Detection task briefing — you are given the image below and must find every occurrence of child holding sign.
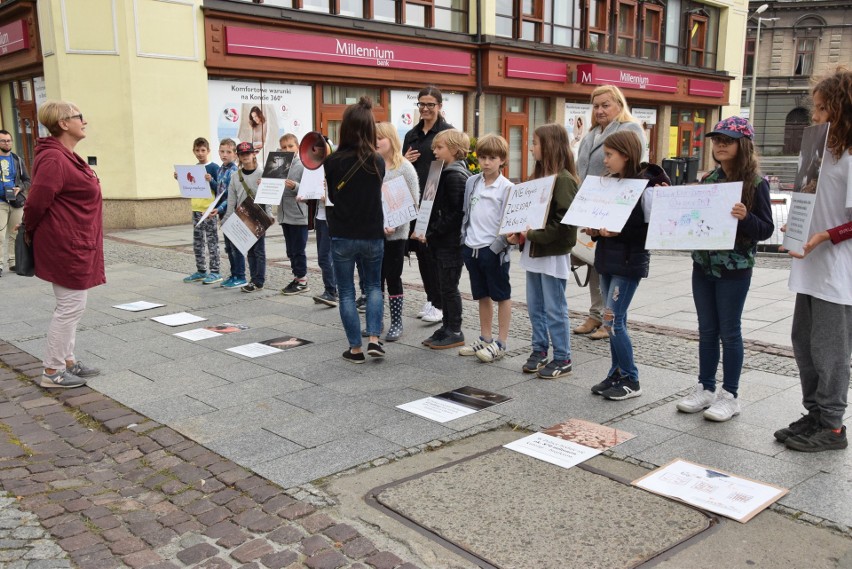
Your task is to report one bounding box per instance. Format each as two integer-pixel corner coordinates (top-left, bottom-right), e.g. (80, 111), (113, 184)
(676, 117), (773, 420)
(459, 134), (513, 362)
(776, 68), (852, 451)
(508, 124), (578, 379)
(588, 131), (670, 400)
(376, 122), (419, 342)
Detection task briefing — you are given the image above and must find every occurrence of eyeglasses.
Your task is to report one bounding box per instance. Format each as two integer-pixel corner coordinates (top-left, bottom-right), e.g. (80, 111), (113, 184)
(711, 136), (736, 146)
(0, 139), (11, 144)
(63, 114), (84, 122)
(416, 102), (437, 110)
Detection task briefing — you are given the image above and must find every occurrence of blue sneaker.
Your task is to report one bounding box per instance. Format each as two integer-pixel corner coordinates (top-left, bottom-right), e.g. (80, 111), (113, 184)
(223, 277), (247, 289)
(219, 276), (234, 288)
(202, 272), (223, 285)
(183, 271), (207, 283)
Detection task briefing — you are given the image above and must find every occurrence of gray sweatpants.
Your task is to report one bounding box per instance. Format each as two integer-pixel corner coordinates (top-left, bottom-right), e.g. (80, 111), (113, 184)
(791, 293), (852, 429)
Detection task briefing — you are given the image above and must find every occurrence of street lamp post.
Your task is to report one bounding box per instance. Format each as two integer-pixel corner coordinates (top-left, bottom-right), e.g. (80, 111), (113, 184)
(748, 5), (779, 125)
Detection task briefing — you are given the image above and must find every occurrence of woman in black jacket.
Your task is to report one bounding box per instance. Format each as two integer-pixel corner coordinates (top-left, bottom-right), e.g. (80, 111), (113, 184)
(588, 130), (670, 401)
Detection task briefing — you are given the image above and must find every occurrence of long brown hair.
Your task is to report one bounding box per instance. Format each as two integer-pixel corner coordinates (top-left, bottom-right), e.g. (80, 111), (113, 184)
(812, 66), (852, 159)
(712, 137), (760, 211)
(532, 123), (578, 182)
(602, 130), (642, 179)
(338, 97), (380, 174)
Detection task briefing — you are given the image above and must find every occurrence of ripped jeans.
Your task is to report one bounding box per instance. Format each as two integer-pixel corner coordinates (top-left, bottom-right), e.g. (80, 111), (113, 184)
(599, 273), (641, 382)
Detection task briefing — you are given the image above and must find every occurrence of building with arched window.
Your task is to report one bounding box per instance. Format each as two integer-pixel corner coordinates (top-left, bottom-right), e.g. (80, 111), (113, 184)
(743, 0), (851, 156)
(1, 0), (752, 227)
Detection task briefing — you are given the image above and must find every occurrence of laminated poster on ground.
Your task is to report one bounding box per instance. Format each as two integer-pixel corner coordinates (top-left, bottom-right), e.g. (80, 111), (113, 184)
(504, 418), (635, 471)
(632, 458), (788, 523)
(397, 386), (511, 423)
(150, 312), (207, 327)
(112, 301), (166, 312)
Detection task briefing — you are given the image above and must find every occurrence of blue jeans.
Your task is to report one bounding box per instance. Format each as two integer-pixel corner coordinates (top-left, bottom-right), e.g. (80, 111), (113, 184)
(314, 220), (337, 295)
(692, 267), (751, 396)
(526, 272), (571, 361)
(224, 236), (245, 280)
(247, 236), (266, 286)
(281, 223), (308, 279)
(332, 238), (384, 348)
(599, 273), (640, 382)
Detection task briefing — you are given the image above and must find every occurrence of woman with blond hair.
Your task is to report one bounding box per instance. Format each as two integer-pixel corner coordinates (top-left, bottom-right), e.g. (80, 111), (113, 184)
(24, 101), (103, 388)
(574, 85), (646, 341)
(375, 122), (420, 341)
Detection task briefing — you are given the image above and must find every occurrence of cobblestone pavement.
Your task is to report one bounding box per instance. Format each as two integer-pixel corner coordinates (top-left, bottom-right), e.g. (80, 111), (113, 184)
(0, 355), (420, 569)
(0, 239), (822, 568)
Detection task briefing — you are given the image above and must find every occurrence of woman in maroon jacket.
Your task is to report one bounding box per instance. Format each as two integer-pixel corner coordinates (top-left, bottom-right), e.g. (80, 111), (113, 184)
(24, 101), (103, 389)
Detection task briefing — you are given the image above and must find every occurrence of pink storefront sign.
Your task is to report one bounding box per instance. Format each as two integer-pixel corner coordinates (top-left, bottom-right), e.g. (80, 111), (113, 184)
(688, 79), (726, 98)
(576, 64), (678, 94)
(225, 26), (470, 75)
(0, 20), (29, 57)
(506, 57), (567, 83)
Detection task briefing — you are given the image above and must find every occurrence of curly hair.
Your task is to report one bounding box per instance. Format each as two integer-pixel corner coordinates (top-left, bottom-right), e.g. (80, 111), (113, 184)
(812, 67), (852, 159)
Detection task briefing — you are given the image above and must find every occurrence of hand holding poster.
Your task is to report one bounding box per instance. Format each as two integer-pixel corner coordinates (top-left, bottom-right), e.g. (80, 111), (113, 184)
(412, 160), (444, 238)
(561, 175), (648, 231)
(499, 175), (555, 234)
(175, 165), (214, 199)
(297, 165), (326, 200)
(221, 195), (274, 256)
(645, 182), (742, 250)
(382, 176), (418, 229)
(782, 123), (830, 254)
(255, 152), (294, 205)
(195, 192), (225, 226)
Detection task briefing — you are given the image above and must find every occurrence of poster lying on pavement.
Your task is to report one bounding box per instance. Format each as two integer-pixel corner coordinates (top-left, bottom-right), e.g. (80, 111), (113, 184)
(632, 458), (788, 523)
(504, 418), (635, 470)
(151, 312), (207, 327)
(397, 386), (511, 423)
(113, 301), (165, 312)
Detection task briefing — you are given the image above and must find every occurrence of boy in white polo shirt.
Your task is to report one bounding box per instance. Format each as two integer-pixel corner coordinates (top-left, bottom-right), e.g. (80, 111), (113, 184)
(459, 134), (513, 362)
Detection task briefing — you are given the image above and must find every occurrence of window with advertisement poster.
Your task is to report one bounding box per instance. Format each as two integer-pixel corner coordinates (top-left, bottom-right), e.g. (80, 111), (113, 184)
(630, 107), (657, 164)
(389, 89), (465, 145)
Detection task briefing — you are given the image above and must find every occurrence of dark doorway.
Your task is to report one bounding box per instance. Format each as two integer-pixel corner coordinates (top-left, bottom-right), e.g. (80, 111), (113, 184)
(783, 107), (810, 155)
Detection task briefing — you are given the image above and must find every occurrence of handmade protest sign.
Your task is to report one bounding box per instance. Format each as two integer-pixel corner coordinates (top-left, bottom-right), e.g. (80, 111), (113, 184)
(645, 182), (742, 250)
(499, 175), (555, 234)
(221, 195), (274, 256)
(382, 176), (418, 229)
(782, 123), (830, 254)
(296, 165), (326, 200)
(561, 175), (648, 231)
(175, 165), (213, 199)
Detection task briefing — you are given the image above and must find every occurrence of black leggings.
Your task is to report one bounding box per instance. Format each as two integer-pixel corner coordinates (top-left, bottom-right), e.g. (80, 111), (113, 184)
(382, 239), (406, 296)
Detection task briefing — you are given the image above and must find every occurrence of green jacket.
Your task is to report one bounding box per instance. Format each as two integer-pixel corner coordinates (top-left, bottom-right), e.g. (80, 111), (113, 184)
(526, 169), (578, 258)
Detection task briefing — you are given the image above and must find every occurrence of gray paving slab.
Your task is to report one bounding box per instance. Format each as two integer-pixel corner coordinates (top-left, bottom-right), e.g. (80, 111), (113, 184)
(190, 373), (310, 409)
(252, 431), (402, 488)
(780, 472), (852, 528)
(205, 428), (305, 467)
(367, 415), (456, 448)
(687, 419), (788, 457)
(606, 417), (684, 456)
(134, 394), (218, 423)
(169, 398), (310, 444)
(632, 433), (818, 489)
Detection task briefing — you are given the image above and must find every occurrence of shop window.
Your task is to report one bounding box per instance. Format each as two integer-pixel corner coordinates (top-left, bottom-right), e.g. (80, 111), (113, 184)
(614, 0), (637, 56)
(323, 85), (381, 105)
(586, 0), (610, 52)
(484, 94), (502, 137)
(743, 37), (755, 76)
(640, 3), (663, 60)
(793, 38), (816, 76)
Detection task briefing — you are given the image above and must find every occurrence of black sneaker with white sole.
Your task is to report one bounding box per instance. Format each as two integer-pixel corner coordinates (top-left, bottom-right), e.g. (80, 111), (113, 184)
(591, 371), (622, 395)
(537, 359), (572, 379)
(522, 351), (548, 373)
(600, 377), (642, 400)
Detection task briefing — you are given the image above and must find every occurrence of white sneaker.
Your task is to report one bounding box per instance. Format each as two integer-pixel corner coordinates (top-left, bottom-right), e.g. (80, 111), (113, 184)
(476, 341), (506, 363)
(459, 337), (489, 356)
(422, 305), (443, 323)
(417, 301), (432, 319)
(703, 389), (741, 422)
(676, 384), (717, 413)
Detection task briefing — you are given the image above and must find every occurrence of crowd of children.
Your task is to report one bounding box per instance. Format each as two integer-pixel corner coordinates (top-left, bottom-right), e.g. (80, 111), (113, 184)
(172, 70), (850, 453)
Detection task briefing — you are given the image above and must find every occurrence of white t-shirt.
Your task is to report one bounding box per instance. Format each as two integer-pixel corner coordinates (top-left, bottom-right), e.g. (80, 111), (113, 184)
(465, 174), (512, 249)
(520, 244), (571, 280)
(788, 150), (852, 305)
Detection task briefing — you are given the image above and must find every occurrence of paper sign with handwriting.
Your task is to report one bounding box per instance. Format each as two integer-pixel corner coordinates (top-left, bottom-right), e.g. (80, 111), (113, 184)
(382, 176), (418, 229)
(499, 175), (555, 234)
(561, 175), (647, 232)
(645, 182), (742, 250)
